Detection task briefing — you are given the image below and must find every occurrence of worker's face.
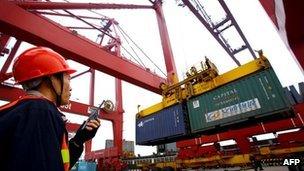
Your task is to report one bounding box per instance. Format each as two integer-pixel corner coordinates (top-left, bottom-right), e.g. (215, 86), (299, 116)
(50, 73), (72, 105)
(60, 73), (72, 105)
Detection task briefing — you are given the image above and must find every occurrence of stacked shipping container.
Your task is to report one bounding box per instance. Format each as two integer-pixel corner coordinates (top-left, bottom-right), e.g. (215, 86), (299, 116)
(136, 67), (294, 145)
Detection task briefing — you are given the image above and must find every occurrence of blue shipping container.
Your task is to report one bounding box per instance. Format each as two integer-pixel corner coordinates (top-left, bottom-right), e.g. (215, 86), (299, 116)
(136, 103), (188, 145)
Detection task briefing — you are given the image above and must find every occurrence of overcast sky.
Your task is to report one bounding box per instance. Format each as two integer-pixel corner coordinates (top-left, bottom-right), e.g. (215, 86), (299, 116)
(1, 0), (304, 156)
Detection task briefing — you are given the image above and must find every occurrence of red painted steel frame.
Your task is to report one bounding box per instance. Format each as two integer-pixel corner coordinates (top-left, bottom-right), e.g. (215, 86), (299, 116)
(0, 0), (166, 94)
(15, 2), (153, 10)
(154, 0), (178, 83)
(259, 0), (304, 71)
(0, 40), (21, 82)
(0, 34), (10, 54)
(84, 69), (96, 155)
(34, 11), (107, 20)
(258, 0), (278, 27)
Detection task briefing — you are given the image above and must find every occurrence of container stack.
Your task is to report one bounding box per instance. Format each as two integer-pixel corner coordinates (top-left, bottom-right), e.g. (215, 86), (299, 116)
(136, 60), (294, 145)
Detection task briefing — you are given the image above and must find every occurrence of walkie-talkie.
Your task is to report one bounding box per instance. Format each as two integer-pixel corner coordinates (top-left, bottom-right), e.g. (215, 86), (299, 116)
(81, 100), (105, 130)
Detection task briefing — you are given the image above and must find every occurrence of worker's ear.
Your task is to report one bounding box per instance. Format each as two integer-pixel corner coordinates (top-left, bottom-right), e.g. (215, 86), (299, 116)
(49, 75), (62, 95)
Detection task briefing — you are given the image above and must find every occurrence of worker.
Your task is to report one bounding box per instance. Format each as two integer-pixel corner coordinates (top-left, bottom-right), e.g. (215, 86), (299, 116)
(190, 66), (198, 75)
(250, 155), (264, 171)
(205, 56), (211, 69)
(186, 71), (191, 78)
(0, 47), (100, 171)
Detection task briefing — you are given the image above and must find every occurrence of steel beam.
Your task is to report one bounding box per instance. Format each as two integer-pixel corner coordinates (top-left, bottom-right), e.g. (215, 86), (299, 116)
(66, 27), (95, 30)
(154, 0), (178, 84)
(89, 69), (95, 106)
(182, 0), (241, 66)
(15, 2), (153, 10)
(0, 40), (21, 74)
(34, 11), (107, 20)
(259, 0), (304, 71)
(258, 0), (278, 27)
(84, 68), (96, 155)
(71, 69), (90, 79)
(0, 1), (165, 94)
(218, 0), (256, 59)
(0, 40), (21, 82)
(283, 0), (304, 71)
(0, 34), (10, 55)
(113, 78), (123, 157)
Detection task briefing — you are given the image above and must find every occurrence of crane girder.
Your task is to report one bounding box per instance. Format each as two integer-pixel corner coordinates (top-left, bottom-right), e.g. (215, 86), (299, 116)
(0, 1), (166, 94)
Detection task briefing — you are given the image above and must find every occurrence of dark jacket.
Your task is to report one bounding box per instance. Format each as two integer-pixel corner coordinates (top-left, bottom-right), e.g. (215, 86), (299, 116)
(0, 98), (83, 171)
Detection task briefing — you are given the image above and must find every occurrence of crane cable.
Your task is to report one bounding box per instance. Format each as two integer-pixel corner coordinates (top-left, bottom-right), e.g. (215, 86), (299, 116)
(117, 25), (167, 77)
(117, 27), (147, 68)
(120, 45), (146, 68)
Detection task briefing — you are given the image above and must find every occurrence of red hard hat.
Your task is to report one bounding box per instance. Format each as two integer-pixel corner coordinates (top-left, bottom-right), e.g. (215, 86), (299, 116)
(13, 47), (76, 84)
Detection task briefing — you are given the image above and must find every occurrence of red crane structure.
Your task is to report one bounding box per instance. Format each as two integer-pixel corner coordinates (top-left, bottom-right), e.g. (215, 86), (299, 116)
(0, 0), (304, 170)
(259, 0), (304, 71)
(0, 0), (178, 170)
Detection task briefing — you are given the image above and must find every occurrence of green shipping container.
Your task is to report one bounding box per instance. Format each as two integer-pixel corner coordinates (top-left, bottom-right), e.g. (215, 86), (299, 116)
(187, 68), (293, 133)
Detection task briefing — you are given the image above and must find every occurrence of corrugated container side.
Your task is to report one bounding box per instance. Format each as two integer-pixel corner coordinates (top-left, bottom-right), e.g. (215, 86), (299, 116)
(136, 103), (189, 145)
(187, 68), (293, 133)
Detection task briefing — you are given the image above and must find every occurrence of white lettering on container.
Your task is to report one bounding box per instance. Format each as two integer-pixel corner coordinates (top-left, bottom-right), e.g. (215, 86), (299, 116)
(137, 117), (155, 127)
(205, 98), (261, 122)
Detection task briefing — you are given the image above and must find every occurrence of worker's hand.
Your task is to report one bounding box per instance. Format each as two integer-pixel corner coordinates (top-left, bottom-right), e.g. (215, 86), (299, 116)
(72, 119), (101, 145)
(84, 119), (100, 131)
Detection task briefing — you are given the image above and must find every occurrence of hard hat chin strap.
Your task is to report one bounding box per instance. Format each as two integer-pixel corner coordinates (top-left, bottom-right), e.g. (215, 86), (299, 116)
(48, 73), (64, 107)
